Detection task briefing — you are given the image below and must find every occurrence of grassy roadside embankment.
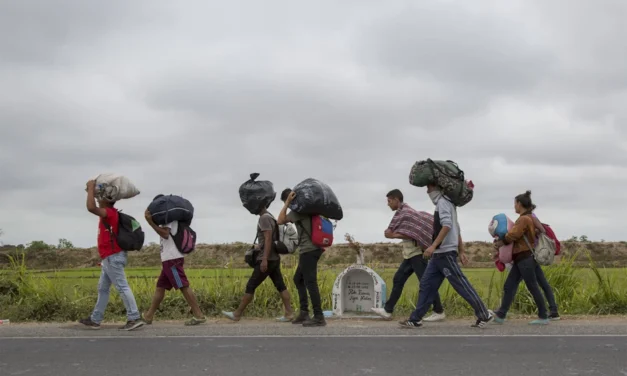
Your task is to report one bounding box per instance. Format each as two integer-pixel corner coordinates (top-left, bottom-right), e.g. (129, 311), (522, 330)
(1, 242), (627, 322)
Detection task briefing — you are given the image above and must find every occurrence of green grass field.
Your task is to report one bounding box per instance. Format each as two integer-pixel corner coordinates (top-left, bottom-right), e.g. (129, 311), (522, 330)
(2, 251), (627, 323)
(14, 266), (627, 295)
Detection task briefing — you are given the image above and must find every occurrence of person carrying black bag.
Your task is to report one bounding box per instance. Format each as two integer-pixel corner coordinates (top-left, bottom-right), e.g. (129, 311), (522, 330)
(223, 186), (294, 322)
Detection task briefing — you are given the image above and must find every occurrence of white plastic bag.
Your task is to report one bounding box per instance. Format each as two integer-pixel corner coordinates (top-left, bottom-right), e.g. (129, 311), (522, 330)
(92, 173), (140, 201)
(279, 223), (299, 254)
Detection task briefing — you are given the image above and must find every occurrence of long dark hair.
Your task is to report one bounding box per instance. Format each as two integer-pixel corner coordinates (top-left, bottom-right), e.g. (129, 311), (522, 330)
(515, 190), (536, 211)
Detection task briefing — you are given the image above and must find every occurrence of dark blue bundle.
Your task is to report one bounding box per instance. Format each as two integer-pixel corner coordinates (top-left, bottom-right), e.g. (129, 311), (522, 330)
(147, 195), (194, 226)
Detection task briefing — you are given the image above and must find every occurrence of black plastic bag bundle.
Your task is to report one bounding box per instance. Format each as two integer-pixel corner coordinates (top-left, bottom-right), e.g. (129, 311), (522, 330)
(239, 173), (276, 215)
(288, 178), (343, 220)
(147, 195), (194, 226)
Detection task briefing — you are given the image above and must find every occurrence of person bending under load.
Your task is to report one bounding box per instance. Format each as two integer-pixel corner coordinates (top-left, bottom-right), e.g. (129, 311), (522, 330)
(142, 195), (206, 326)
(222, 199), (294, 322)
(400, 183), (493, 329)
(371, 189), (446, 322)
(489, 191), (556, 325)
(277, 188), (326, 327)
(79, 180), (144, 331)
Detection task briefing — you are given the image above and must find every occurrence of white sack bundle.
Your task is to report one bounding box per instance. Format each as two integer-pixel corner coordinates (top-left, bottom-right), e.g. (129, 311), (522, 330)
(91, 173), (140, 201)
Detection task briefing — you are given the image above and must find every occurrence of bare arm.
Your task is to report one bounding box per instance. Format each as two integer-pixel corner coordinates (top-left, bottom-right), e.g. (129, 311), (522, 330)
(261, 230), (272, 260)
(277, 201), (290, 225)
(458, 234), (465, 254)
(144, 210), (170, 239)
(277, 191), (296, 225)
(86, 181), (107, 218)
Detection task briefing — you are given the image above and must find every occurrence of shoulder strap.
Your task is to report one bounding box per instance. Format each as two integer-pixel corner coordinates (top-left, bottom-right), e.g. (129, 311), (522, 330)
(296, 219), (312, 245)
(522, 235), (536, 257)
(259, 213), (280, 242)
(101, 212), (116, 250)
(271, 217), (280, 242)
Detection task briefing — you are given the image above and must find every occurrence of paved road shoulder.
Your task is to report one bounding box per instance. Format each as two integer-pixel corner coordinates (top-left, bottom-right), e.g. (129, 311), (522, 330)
(1, 317), (626, 338)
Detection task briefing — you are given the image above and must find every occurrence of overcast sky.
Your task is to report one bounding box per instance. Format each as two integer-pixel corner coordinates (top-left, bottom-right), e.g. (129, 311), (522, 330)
(1, 0), (625, 248)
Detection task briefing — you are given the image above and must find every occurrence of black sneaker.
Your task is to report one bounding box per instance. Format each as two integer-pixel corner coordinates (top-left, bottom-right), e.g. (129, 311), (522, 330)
(398, 320), (423, 329)
(79, 318), (100, 330)
(292, 311), (310, 325)
(302, 316), (326, 327)
(471, 314), (494, 328)
(119, 320), (145, 331)
(549, 313), (561, 321)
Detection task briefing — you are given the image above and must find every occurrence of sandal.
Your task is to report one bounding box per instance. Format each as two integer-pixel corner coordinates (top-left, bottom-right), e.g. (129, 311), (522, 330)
(141, 313), (153, 325)
(185, 316), (207, 326)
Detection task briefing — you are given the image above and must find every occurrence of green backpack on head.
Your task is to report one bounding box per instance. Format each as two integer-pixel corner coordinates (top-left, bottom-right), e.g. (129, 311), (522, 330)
(409, 159), (474, 207)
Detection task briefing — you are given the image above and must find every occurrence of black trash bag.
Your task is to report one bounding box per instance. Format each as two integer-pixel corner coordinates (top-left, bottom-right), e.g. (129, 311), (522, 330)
(147, 195), (194, 226)
(239, 173), (276, 215)
(288, 178), (343, 220)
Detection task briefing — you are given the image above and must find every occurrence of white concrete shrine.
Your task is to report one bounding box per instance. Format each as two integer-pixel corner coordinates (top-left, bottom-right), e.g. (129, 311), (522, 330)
(331, 249), (387, 316)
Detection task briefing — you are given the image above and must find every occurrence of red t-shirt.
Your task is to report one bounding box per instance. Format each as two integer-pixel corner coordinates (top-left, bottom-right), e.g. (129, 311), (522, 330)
(97, 208), (122, 259)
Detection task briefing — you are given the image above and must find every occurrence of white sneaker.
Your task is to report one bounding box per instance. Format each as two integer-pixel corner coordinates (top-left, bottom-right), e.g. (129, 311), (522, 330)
(371, 308), (392, 320)
(423, 312), (446, 322)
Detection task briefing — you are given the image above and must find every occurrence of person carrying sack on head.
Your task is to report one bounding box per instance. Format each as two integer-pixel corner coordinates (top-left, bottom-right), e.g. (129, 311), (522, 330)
(78, 180), (144, 331)
(277, 188), (326, 327)
(142, 194), (206, 326)
(400, 183), (493, 329)
(222, 194), (294, 322)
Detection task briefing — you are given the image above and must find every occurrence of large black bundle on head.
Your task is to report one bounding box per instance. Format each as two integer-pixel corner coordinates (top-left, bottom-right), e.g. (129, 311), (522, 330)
(289, 178), (343, 220)
(239, 173), (276, 215)
(147, 195), (194, 226)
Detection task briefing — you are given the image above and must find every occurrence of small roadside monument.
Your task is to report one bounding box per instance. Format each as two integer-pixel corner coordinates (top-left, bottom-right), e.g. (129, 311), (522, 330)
(331, 234), (387, 317)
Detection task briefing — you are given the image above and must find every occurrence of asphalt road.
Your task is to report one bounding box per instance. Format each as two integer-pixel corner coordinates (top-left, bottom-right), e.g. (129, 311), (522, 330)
(1, 319), (627, 375)
(1, 336), (626, 375)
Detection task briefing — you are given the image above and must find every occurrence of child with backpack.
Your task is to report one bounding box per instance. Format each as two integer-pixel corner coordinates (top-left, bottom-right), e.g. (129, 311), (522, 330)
(277, 188), (329, 327)
(79, 180), (144, 331)
(142, 195), (206, 326)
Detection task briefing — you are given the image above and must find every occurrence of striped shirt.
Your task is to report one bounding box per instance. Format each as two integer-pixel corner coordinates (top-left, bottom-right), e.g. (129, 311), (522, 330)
(388, 203), (434, 251)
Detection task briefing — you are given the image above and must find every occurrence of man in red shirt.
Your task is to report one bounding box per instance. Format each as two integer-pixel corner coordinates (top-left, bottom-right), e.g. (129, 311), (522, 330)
(78, 180), (144, 331)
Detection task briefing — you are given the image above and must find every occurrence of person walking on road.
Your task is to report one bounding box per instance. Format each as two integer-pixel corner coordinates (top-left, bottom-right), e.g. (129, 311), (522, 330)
(223, 194), (294, 322)
(400, 184), (493, 329)
(277, 188), (326, 327)
(489, 191), (556, 325)
(142, 195), (206, 326)
(79, 180), (144, 331)
(371, 189), (445, 322)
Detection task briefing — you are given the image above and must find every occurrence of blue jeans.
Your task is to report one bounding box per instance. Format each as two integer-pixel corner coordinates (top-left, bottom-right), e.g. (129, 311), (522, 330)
(410, 251), (490, 321)
(91, 252), (140, 323)
(384, 255), (443, 314)
(495, 255), (550, 319)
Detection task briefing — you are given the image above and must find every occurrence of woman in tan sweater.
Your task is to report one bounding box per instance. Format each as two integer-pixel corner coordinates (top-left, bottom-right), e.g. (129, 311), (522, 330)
(490, 191), (550, 325)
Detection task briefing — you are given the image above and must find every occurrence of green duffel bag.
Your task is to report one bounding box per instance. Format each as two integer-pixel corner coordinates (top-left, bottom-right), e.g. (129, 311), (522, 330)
(408, 159), (474, 207)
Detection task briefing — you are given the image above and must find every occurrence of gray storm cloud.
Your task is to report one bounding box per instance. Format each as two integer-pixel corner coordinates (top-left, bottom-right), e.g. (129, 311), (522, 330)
(0, 0), (625, 247)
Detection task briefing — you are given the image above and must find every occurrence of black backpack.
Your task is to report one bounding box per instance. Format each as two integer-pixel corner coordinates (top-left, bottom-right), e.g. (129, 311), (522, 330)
(103, 211), (145, 251)
(172, 221), (197, 254)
